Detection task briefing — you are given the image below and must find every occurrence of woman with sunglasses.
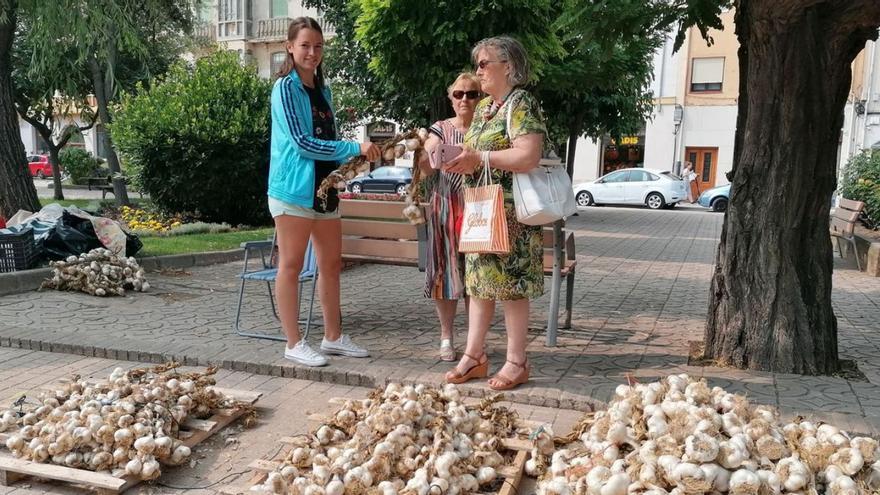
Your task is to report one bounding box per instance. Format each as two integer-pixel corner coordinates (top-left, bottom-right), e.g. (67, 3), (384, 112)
(419, 72), (482, 361)
(443, 36), (546, 390)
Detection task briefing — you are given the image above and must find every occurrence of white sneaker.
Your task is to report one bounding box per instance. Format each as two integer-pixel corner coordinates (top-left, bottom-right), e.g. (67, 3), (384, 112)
(320, 334), (370, 358)
(284, 340), (328, 367)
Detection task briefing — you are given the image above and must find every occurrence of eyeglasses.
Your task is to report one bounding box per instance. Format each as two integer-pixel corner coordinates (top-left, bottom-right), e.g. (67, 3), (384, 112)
(452, 90), (480, 100)
(476, 59), (505, 70)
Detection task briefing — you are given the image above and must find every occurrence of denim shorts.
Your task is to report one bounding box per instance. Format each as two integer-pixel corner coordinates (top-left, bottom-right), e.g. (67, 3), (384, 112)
(268, 197), (340, 220)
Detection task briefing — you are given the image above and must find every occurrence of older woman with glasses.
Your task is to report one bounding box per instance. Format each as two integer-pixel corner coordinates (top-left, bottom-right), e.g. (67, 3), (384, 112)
(419, 72), (482, 362)
(442, 36), (546, 390)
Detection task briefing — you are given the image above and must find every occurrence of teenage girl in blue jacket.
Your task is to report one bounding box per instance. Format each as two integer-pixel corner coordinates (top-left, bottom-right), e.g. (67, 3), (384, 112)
(269, 17), (380, 367)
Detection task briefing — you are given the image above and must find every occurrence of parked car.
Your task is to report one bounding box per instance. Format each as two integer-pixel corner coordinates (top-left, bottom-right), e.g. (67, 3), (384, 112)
(697, 184), (730, 212)
(347, 166), (413, 195)
(27, 154), (56, 179)
(572, 168), (687, 209)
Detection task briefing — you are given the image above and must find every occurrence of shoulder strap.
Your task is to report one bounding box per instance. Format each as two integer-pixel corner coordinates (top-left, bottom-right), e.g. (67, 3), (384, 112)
(505, 90), (526, 142)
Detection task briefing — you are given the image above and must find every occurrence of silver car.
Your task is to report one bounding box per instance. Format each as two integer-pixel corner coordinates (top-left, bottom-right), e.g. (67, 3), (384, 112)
(572, 168), (687, 209)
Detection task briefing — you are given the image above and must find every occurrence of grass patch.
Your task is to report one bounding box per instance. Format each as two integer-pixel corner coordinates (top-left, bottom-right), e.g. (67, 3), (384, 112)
(137, 228), (274, 257)
(39, 198), (97, 209)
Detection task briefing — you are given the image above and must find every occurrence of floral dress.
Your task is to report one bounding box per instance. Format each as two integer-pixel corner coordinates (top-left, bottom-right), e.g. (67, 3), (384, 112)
(462, 90), (547, 300)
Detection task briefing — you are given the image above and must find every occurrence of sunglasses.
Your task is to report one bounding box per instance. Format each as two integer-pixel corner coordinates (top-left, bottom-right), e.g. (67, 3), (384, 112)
(452, 90), (480, 100)
(476, 59), (505, 70)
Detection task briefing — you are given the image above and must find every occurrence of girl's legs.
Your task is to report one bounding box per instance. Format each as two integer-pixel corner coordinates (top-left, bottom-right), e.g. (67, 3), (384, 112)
(488, 298), (530, 388)
(273, 214), (314, 347)
(310, 218), (343, 341)
(311, 217), (369, 357)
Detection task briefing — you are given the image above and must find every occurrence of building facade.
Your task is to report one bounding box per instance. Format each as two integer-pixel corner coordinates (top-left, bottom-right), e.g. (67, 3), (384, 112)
(571, 11), (880, 191)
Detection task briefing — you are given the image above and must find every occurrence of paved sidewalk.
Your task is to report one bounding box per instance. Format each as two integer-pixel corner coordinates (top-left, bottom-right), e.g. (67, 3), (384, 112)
(0, 348), (580, 495)
(1, 207), (879, 435)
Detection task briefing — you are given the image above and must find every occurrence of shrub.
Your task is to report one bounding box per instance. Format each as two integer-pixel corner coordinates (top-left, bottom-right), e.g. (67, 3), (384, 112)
(59, 148), (99, 185)
(839, 149), (880, 229)
(111, 52), (273, 225)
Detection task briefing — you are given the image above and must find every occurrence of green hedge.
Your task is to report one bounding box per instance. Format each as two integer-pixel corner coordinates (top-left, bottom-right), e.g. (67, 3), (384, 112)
(112, 52), (273, 225)
(839, 149), (880, 229)
(59, 148), (99, 185)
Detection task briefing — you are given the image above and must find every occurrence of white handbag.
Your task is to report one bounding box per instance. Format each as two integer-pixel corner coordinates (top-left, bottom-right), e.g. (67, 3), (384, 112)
(505, 92), (578, 225)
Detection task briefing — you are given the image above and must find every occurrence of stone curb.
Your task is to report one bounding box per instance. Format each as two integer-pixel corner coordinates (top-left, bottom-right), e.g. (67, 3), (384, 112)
(0, 333), (606, 411)
(0, 248), (244, 296)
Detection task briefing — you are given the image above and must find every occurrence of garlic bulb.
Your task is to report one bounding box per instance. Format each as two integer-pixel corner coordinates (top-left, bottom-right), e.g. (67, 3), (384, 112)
(254, 382), (524, 495)
(42, 249), (149, 297)
(1, 363), (243, 481)
(536, 374), (880, 495)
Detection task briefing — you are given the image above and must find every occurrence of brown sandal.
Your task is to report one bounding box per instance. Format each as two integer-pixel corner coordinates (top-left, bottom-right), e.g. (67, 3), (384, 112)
(488, 359), (530, 391)
(445, 353), (489, 384)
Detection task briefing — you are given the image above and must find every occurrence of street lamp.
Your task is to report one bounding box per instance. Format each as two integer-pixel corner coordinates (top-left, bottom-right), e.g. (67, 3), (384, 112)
(673, 104), (684, 174)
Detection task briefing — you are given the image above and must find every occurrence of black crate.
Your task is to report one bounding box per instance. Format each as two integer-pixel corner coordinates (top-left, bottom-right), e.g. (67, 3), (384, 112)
(0, 227), (39, 273)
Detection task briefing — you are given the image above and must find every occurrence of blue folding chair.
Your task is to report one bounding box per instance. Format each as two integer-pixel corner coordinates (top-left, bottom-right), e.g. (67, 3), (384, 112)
(233, 235), (320, 341)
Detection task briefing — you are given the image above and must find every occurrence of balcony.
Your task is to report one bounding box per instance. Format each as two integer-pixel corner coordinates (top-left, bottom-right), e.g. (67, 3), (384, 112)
(253, 17), (291, 42)
(218, 19), (252, 41)
(193, 23), (216, 42)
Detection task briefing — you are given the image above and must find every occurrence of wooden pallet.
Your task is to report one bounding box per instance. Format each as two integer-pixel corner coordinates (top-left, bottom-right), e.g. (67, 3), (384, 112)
(220, 396), (538, 495)
(0, 386), (261, 494)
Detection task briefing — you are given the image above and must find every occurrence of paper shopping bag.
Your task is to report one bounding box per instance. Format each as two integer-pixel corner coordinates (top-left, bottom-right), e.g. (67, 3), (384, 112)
(458, 183), (510, 254)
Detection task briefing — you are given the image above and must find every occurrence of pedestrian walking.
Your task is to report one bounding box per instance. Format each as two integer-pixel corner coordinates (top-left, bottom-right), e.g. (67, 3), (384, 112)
(683, 162), (700, 203)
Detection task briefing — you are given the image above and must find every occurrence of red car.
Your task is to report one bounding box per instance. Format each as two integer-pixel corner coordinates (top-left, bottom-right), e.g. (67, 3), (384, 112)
(27, 154), (55, 179)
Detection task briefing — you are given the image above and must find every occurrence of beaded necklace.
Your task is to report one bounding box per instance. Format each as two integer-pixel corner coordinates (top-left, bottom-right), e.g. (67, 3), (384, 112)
(481, 89), (519, 122)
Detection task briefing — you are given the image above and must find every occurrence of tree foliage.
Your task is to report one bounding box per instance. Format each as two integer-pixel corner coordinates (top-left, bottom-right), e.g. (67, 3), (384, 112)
(112, 52), (272, 226)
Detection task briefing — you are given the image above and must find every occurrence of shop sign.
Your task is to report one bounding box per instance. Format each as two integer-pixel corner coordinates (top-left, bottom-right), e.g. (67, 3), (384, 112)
(368, 121), (395, 137)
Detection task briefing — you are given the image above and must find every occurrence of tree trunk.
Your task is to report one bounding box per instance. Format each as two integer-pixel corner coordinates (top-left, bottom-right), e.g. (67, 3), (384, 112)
(704, 0), (880, 374)
(565, 129), (578, 179)
(88, 57), (130, 206)
(47, 145), (64, 200)
(0, 0), (40, 219)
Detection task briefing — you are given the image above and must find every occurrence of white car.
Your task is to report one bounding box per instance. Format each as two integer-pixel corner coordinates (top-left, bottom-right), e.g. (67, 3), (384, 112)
(573, 168), (688, 209)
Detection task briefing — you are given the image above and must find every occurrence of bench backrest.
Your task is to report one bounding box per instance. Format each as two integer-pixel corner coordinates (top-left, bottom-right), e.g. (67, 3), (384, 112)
(831, 198), (865, 238)
(340, 199), (427, 268)
(542, 225), (576, 270)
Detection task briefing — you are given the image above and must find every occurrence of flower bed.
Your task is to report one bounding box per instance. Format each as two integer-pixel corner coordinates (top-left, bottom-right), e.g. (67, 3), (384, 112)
(338, 192), (405, 202)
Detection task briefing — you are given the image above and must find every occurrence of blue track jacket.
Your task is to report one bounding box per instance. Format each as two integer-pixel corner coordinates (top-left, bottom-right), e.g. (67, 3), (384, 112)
(268, 71), (360, 207)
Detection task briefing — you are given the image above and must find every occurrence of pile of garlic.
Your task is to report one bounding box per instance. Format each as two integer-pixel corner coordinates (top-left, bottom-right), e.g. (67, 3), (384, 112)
(532, 374), (880, 495)
(1, 363), (240, 480)
(41, 248), (149, 297)
(253, 383), (524, 495)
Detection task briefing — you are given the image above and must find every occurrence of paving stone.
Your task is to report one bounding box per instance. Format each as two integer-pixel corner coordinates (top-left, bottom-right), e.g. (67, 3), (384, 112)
(0, 207), (877, 421)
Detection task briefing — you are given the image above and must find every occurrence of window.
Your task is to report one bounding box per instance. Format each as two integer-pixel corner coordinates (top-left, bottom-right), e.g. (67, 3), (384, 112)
(270, 51), (287, 76)
(702, 153), (713, 182)
(198, 3), (213, 22)
(690, 57), (724, 92)
(628, 170), (658, 182)
(602, 171), (629, 183)
(271, 0), (287, 18)
(371, 168), (389, 178)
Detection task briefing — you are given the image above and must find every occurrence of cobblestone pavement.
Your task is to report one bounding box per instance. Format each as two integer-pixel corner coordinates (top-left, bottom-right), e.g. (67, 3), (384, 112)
(0, 348), (580, 494)
(1, 207), (879, 435)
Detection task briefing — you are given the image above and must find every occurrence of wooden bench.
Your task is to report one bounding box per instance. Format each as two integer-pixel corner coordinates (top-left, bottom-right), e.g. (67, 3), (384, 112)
(831, 197), (866, 271)
(86, 176), (115, 199)
(340, 199), (576, 345)
(339, 199), (428, 269)
(86, 176), (142, 199)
